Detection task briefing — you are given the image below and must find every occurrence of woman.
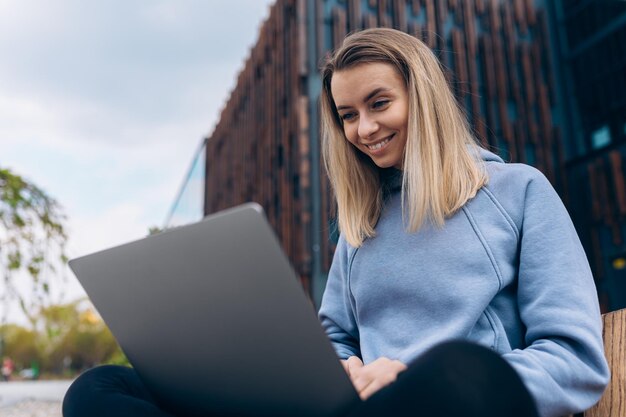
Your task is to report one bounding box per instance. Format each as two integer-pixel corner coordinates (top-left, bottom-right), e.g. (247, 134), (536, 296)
(318, 28), (609, 417)
(63, 28), (608, 417)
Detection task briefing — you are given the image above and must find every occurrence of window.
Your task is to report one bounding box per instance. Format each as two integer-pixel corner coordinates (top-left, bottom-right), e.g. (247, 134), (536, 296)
(591, 125), (611, 149)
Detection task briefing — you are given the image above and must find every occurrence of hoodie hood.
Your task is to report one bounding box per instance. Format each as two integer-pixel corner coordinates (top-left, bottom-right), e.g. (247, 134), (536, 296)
(478, 147), (505, 163)
(381, 146), (503, 193)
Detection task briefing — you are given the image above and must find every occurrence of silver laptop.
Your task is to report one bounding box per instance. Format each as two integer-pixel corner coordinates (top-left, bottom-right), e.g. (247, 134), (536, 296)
(69, 203), (359, 417)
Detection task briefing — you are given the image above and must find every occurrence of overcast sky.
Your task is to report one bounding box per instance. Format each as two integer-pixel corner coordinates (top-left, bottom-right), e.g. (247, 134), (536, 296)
(1, 0), (275, 323)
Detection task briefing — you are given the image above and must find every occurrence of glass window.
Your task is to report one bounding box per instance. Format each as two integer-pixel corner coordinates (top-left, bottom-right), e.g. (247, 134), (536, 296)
(164, 140), (206, 228)
(591, 125), (611, 149)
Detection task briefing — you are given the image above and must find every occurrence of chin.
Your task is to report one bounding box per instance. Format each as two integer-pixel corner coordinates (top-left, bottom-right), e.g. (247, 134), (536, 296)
(371, 159), (400, 169)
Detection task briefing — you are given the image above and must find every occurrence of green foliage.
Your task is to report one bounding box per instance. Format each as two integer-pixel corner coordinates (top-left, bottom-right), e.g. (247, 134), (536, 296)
(0, 301), (128, 375)
(148, 225), (163, 235)
(0, 167), (68, 327)
(0, 169), (130, 375)
(0, 324), (42, 367)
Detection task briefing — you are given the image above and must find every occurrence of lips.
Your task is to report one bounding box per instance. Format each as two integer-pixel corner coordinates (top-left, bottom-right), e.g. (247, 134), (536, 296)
(365, 134), (394, 151)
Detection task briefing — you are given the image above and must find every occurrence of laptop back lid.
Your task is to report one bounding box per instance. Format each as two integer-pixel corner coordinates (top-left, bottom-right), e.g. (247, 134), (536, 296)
(69, 203), (358, 417)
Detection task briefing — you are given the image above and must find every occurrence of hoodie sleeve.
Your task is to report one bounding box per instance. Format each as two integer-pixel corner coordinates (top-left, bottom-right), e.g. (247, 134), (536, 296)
(318, 235), (362, 360)
(501, 168), (610, 417)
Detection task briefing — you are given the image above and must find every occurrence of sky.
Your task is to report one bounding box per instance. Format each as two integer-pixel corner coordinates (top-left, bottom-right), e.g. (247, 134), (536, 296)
(0, 0), (275, 324)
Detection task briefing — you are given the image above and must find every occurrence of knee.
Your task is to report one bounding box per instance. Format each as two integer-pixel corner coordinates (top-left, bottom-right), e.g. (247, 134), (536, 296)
(63, 365), (133, 417)
(405, 341), (538, 417)
(415, 340), (510, 378)
(399, 341), (509, 391)
(422, 340), (494, 360)
(67, 365), (132, 392)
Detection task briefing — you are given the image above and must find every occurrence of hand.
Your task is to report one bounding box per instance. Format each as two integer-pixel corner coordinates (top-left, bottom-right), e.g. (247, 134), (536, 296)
(341, 356), (407, 400)
(341, 355), (364, 377)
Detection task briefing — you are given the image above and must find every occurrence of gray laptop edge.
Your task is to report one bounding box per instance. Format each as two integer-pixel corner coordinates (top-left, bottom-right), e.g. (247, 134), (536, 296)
(69, 203), (359, 417)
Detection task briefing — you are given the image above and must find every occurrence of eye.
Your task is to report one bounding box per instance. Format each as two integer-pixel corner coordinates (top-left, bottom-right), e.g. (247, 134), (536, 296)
(340, 112), (357, 122)
(372, 99), (390, 110)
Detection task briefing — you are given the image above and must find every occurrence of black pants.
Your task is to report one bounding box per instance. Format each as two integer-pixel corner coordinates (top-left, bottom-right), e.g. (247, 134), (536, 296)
(62, 341), (538, 417)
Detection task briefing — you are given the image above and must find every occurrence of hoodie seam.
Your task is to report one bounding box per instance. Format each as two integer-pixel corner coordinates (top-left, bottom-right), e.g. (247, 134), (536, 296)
(483, 305), (501, 350)
(461, 206), (504, 291)
(481, 187), (520, 240)
(346, 247), (361, 329)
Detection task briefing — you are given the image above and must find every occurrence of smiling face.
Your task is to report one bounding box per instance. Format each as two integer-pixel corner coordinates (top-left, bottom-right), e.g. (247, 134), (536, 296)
(331, 62), (409, 169)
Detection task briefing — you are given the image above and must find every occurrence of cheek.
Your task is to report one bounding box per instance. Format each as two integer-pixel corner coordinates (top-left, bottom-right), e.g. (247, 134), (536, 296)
(391, 109), (409, 131)
(343, 124), (359, 145)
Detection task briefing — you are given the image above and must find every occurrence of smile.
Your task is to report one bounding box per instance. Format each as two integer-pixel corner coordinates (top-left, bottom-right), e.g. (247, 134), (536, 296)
(366, 135), (394, 151)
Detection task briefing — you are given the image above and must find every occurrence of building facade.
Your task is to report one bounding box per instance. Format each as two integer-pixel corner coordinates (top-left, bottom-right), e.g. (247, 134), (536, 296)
(178, 0), (626, 310)
(548, 0), (626, 311)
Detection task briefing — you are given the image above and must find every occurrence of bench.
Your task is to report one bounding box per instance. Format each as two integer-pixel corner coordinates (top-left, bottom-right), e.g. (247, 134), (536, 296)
(583, 308), (625, 417)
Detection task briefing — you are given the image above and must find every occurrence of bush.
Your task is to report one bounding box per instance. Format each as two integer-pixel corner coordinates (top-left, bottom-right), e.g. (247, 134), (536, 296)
(0, 301), (128, 377)
(1, 324), (42, 370)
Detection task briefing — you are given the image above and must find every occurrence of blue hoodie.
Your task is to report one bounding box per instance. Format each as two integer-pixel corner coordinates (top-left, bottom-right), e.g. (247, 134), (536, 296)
(318, 149), (610, 417)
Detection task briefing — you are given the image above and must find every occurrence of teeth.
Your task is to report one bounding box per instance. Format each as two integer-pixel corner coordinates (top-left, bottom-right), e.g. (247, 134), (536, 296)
(367, 137), (390, 150)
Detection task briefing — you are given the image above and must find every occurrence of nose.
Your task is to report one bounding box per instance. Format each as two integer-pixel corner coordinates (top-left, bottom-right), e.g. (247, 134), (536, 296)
(357, 113), (379, 139)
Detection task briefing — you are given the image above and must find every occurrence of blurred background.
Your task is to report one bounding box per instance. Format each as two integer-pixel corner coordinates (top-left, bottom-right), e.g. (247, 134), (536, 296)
(1, 0), (625, 414)
(0, 1), (273, 412)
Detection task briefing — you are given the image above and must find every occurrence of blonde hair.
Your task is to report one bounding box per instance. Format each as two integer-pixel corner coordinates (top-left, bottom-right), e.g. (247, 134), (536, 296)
(321, 28), (487, 247)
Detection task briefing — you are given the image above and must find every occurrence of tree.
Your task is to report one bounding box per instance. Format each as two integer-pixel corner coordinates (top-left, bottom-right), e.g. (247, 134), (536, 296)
(0, 167), (68, 328)
(41, 300), (127, 373)
(0, 301), (128, 376)
(0, 323), (41, 368)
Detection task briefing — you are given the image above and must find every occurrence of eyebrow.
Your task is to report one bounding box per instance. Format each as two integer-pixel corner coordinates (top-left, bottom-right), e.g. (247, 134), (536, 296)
(336, 87), (391, 111)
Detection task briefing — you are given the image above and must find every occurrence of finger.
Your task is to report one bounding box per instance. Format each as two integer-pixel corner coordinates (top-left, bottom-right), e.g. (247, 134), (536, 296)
(394, 360), (408, 373)
(374, 358), (407, 375)
(352, 373), (375, 395)
(353, 359), (405, 399)
(359, 379), (386, 400)
(358, 372), (398, 400)
(346, 356), (364, 375)
(340, 360), (350, 375)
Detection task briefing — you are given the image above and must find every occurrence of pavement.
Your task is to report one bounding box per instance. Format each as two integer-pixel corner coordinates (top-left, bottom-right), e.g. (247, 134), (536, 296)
(0, 400), (62, 417)
(0, 380), (73, 417)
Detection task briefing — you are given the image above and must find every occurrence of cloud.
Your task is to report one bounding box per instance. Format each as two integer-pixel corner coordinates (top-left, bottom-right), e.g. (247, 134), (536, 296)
(0, 0), (275, 324)
(69, 201), (151, 256)
(0, 0), (272, 146)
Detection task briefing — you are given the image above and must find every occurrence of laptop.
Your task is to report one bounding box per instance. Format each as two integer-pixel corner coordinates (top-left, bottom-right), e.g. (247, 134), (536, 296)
(69, 203), (360, 417)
